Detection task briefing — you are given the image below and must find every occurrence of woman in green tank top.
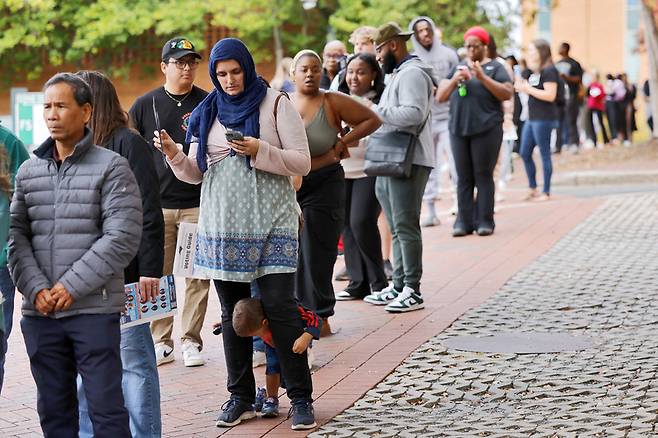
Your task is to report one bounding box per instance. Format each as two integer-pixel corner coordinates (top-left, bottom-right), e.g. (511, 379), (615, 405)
(289, 49), (381, 333)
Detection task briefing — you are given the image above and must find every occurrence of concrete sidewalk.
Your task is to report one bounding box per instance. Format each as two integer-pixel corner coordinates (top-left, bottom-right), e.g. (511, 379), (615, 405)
(0, 184), (599, 437)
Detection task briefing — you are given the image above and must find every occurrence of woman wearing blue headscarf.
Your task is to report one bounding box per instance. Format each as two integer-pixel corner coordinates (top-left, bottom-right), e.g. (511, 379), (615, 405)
(155, 38), (315, 430)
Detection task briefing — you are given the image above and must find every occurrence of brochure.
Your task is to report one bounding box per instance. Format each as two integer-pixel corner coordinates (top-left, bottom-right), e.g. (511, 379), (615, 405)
(121, 275), (177, 327)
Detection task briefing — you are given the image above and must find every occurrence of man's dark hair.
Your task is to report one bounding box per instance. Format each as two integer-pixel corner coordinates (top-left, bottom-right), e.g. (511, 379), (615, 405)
(560, 42), (571, 52)
(412, 18), (432, 33)
(43, 73), (93, 107)
(232, 298), (266, 337)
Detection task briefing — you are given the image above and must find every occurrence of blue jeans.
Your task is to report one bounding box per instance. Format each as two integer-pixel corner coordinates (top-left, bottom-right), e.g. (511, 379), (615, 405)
(0, 266), (15, 394)
(78, 323), (161, 438)
(520, 120), (557, 194)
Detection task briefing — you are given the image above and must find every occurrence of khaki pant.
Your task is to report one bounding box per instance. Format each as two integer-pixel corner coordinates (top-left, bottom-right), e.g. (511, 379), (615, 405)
(151, 207), (211, 350)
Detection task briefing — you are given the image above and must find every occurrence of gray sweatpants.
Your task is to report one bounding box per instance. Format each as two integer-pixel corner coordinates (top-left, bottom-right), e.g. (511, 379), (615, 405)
(375, 165), (431, 293)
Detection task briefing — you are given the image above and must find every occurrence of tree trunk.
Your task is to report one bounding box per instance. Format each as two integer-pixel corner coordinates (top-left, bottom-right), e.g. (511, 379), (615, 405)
(273, 24), (283, 69)
(641, 0), (658, 137)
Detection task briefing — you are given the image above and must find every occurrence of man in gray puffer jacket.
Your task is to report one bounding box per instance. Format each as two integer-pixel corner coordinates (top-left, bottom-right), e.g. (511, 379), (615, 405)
(9, 73), (142, 438)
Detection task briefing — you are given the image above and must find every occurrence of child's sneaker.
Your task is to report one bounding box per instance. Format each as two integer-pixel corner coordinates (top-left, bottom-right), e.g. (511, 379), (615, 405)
(261, 397), (279, 418)
(254, 387), (266, 412)
(363, 284), (400, 306)
(384, 286), (425, 313)
(288, 399), (317, 430)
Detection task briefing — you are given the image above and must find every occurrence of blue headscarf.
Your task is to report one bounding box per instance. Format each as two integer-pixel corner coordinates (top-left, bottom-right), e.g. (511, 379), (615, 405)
(186, 38), (268, 172)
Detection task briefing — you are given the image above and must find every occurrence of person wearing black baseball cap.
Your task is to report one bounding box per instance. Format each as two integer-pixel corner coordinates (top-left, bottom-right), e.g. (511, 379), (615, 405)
(128, 38), (211, 369)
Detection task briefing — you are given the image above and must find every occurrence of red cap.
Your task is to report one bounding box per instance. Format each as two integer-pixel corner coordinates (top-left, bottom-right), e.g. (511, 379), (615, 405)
(464, 26), (490, 45)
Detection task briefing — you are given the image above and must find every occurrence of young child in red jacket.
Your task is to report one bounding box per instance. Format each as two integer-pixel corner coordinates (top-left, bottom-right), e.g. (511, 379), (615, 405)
(232, 297), (321, 418)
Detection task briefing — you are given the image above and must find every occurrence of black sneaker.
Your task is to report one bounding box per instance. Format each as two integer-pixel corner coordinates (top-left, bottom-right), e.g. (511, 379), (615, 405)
(215, 398), (256, 427)
(288, 399), (317, 430)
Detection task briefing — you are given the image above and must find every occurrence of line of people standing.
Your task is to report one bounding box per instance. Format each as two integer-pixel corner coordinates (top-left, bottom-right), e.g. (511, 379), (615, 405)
(1, 17), (584, 437)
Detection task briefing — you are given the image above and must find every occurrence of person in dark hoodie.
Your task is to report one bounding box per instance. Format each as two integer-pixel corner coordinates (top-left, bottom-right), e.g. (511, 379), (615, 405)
(75, 70), (165, 438)
(409, 16), (459, 227)
(361, 22), (436, 313)
(437, 26), (512, 237)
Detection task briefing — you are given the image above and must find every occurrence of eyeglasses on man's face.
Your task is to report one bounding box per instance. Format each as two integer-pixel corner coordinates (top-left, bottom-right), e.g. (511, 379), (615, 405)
(168, 59), (200, 70)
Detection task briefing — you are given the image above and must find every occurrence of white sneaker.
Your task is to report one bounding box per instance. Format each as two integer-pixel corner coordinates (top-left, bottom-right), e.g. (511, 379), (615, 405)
(420, 215), (440, 227)
(307, 347), (315, 369)
(335, 290), (358, 301)
(384, 286), (425, 313)
(253, 350), (266, 368)
(181, 340), (205, 367)
(363, 283), (400, 306)
(154, 342), (174, 366)
(623, 140), (631, 147)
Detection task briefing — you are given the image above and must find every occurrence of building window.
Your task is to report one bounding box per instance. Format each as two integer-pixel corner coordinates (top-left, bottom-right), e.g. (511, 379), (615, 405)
(625, 0), (641, 81)
(537, 0), (552, 42)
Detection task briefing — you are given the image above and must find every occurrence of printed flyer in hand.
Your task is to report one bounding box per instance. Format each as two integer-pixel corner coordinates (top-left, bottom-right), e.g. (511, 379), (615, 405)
(121, 275), (177, 327)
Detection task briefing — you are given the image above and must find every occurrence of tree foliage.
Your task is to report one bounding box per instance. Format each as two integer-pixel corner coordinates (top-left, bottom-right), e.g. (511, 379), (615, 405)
(330, 0), (514, 51)
(0, 0), (516, 81)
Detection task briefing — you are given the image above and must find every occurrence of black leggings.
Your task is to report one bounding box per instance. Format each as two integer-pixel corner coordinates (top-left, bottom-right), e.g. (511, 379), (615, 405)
(343, 177), (387, 297)
(296, 163), (345, 318)
(214, 273), (312, 403)
(451, 125), (503, 231)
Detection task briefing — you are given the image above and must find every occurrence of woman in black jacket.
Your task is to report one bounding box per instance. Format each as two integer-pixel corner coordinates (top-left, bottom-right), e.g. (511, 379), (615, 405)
(75, 70), (165, 438)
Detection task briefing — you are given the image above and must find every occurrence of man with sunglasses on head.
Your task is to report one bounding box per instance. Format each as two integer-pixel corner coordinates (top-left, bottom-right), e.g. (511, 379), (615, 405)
(129, 37), (211, 368)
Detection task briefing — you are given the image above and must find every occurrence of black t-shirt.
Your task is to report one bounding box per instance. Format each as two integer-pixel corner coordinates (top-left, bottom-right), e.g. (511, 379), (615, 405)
(129, 86), (208, 209)
(528, 66), (559, 121)
(555, 57), (583, 94)
(448, 60), (511, 137)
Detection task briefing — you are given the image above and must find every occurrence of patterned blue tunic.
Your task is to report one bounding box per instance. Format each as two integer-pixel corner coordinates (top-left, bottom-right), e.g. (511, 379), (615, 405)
(194, 154), (299, 282)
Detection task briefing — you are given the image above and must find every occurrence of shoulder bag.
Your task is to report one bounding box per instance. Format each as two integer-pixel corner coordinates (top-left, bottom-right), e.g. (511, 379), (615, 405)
(363, 108), (430, 178)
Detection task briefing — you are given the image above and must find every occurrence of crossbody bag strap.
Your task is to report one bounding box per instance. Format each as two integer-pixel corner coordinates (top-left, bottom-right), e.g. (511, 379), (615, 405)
(273, 91), (289, 147)
(414, 70), (433, 137)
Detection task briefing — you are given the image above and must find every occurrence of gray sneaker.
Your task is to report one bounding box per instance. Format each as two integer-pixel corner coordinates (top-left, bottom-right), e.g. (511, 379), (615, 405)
(363, 284), (400, 306)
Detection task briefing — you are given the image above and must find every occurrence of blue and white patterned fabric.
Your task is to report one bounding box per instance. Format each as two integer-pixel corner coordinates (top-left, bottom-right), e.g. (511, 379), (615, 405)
(195, 146), (299, 282)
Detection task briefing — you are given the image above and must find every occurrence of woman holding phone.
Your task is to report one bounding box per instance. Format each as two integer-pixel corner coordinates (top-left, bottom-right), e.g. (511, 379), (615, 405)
(514, 39), (559, 201)
(437, 26), (512, 237)
(154, 38), (317, 430)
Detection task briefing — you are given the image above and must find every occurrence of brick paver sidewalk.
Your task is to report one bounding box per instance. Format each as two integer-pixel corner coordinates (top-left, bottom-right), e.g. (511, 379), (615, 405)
(0, 185), (599, 437)
(312, 192), (658, 437)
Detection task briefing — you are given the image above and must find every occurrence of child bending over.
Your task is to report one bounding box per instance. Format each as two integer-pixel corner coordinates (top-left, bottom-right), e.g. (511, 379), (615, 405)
(232, 298), (321, 418)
